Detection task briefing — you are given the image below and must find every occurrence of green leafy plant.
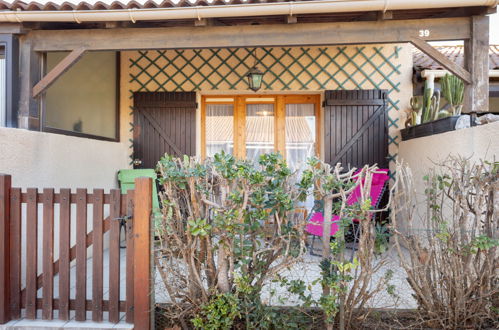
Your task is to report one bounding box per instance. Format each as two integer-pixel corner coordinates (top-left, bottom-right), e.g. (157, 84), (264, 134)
(192, 293), (239, 330)
(155, 151), (310, 327)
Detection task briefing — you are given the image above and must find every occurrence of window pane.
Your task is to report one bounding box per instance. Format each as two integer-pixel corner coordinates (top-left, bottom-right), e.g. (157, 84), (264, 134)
(285, 104), (316, 171)
(0, 48), (5, 127)
(246, 104), (274, 162)
(206, 104), (234, 157)
(44, 51), (117, 139)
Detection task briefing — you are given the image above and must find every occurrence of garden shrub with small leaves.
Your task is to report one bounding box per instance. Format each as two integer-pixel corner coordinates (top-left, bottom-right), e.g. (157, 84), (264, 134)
(155, 152), (310, 328)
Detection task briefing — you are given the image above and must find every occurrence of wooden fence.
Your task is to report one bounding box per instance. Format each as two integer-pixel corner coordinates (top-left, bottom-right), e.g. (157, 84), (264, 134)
(0, 174), (152, 329)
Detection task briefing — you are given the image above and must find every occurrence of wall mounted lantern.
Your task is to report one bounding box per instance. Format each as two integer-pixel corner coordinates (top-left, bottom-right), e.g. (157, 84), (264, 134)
(246, 48), (264, 92)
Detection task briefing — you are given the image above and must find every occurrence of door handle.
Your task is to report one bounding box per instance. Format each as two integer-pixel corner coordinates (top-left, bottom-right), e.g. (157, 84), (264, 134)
(133, 158), (142, 166)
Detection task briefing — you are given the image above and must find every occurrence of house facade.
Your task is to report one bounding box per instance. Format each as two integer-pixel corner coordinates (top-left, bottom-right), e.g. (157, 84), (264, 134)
(0, 0), (495, 192)
(0, 0), (497, 328)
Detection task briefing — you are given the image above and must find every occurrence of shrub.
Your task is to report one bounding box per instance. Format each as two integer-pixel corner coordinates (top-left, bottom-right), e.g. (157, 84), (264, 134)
(391, 158), (499, 329)
(154, 152), (309, 326)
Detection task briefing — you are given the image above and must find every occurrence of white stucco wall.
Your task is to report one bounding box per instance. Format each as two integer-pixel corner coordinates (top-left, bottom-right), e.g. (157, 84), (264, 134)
(0, 127), (129, 189)
(0, 127), (130, 276)
(398, 122), (499, 229)
(399, 121), (499, 181)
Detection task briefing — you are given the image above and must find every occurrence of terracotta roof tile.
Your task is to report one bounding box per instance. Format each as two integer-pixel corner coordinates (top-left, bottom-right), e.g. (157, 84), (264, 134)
(413, 45), (499, 70)
(0, 0), (313, 11)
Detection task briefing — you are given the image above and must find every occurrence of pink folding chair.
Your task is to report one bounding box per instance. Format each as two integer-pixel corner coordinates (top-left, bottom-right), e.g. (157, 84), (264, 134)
(306, 169), (389, 255)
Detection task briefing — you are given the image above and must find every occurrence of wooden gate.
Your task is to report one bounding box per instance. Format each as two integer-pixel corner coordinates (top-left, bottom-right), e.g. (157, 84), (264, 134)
(324, 90), (388, 169)
(133, 92), (197, 168)
(0, 175), (153, 329)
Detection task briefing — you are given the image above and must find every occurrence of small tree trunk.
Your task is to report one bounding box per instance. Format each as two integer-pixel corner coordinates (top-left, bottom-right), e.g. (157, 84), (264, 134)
(217, 244), (230, 293)
(322, 195), (333, 330)
(338, 206), (346, 330)
(322, 195), (333, 288)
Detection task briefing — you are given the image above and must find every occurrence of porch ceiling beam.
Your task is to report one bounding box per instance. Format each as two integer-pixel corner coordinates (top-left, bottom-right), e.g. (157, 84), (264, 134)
(29, 17), (471, 52)
(410, 37), (472, 84)
(32, 47), (86, 98)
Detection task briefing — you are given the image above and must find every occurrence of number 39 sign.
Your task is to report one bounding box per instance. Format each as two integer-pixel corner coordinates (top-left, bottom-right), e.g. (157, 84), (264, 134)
(419, 29), (430, 37)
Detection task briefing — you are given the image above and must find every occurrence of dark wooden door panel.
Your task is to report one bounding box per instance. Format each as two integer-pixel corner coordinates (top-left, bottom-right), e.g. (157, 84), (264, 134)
(324, 90), (388, 170)
(133, 92), (196, 168)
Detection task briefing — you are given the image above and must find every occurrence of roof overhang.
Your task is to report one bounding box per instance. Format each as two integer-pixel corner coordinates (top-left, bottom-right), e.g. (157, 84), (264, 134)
(0, 0), (497, 24)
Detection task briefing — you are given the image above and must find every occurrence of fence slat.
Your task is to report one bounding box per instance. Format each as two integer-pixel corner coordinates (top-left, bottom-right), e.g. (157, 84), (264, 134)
(58, 189), (71, 321)
(9, 188), (21, 320)
(25, 188), (38, 320)
(125, 190), (135, 324)
(133, 178), (152, 330)
(109, 189), (121, 323)
(42, 188), (54, 320)
(92, 189), (104, 322)
(75, 189), (87, 321)
(0, 175), (12, 324)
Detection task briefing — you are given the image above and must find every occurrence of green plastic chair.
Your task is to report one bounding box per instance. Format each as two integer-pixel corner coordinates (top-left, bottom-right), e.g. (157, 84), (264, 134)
(117, 169), (161, 215)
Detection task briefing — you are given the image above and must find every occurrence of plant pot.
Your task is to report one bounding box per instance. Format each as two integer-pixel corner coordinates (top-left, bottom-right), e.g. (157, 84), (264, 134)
(431, 115), (461, 134)
(400, 126), (415, 141)
(414, 121), (433, 138)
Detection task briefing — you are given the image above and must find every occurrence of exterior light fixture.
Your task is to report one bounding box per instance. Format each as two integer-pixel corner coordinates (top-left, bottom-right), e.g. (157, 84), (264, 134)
(246, 48), (264, 92)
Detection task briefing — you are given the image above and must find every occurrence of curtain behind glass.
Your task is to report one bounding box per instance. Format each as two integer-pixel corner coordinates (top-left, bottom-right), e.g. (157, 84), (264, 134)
(246, 104), (275, 163)
(206, 104), (234, 157)
(285, 104), (316, 171)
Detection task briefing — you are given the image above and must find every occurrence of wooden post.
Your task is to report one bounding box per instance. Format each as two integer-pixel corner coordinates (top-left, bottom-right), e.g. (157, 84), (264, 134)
(133, 178), (152, 330)
(0, 174), (12, 324)
(464, 15), (489, 113)
(18, 37), (40, 130)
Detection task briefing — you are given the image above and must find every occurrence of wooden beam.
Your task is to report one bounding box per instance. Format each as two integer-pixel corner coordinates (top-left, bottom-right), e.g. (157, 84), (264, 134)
(410, 37), (472, 84)
(29, 17), (471, 51)
(377, 11), (393, 20)
(32, 47), (86, 98)
(287, 15), (298, 24)
(0, 23), (26, 34)
(18, 37), (40, 130)
(194, 18), (209, 27)
(464, 15), (489, 113)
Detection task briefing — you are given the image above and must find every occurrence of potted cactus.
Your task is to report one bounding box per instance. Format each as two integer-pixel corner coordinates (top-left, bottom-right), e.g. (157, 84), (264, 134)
(432, 74), (464, 134)
(400, 74), (466, 141)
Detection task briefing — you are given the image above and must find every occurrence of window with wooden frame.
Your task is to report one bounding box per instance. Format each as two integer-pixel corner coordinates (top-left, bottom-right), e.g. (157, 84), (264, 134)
(201, 94), (320, 169)
(42, 51), (120, 141)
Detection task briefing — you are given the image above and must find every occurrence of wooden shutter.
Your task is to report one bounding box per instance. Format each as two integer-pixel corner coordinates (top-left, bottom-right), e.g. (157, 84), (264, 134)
(324, 90), (388, 169)
(133, 92), (196, 168)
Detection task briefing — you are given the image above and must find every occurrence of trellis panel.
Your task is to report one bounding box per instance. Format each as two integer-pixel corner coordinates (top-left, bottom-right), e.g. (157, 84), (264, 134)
(125, 46), (404, 168)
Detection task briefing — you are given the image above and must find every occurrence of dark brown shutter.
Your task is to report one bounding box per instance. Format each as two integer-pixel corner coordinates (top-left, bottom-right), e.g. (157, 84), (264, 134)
(133, 92), (196, 168)
(324, 90), (388, 170)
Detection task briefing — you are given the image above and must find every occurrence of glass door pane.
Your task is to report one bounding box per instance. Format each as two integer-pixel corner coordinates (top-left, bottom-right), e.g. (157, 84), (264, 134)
(206, 104), (234, 157)
(246, 103), (274, 162)
(285, 104), (316, 171)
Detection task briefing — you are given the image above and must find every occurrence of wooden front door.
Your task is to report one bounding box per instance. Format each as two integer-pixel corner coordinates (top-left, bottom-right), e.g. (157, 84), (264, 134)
(133, 92), (196, 168)
(324, 90), (388, 169)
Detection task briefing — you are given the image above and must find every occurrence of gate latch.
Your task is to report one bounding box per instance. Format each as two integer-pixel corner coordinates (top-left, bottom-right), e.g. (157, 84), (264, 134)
(113, 215), (132, 223)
